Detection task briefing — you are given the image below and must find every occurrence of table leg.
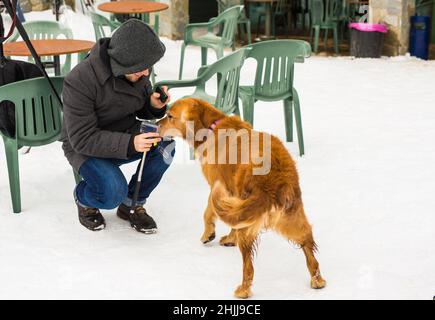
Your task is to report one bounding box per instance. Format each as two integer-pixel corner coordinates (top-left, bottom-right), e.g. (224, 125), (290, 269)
(54, 55), (61, 76)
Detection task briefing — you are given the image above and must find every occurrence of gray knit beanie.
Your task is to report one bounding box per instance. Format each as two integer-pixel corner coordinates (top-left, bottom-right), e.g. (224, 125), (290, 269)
(108, 19), (166, 77)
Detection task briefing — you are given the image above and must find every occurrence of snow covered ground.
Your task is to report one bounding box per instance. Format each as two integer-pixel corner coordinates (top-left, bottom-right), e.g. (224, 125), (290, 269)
(0, 8), (434, 300)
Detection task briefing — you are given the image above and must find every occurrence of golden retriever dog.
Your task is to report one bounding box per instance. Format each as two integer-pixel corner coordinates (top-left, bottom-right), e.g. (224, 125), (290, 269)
(158, 98), (326, 298)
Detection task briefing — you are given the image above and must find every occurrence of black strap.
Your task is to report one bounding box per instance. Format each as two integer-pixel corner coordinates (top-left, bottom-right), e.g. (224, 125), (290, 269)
(1, 0), (63, 107)
(0, 9), (4, 62)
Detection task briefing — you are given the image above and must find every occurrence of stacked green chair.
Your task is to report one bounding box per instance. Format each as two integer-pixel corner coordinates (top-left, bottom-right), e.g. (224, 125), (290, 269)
(0, 77), (64, 213)
(156, 47), (250, 115)
(7, 21), (74, 75)
(89, 11), (121, 40)
(334, 0), (350, 41)
(310, 0), (340, 54)
(217, 0), (251, 47)
(291, 0), (311, 31)
(255, 0), (291, 37)
(238, 40), (311, 156)
(111, 0), (161, 34)
(178, 5), (243, 80)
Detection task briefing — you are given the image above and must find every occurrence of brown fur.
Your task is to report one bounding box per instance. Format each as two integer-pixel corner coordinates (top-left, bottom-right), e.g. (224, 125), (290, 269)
(159, 98), (326, 298)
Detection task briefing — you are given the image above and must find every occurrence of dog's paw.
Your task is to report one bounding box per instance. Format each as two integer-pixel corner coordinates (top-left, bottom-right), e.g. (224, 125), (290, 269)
(234, 285), (252, 299)
(311, 276), (326, 289)
(200, 232), (216, 244)
(219, 235), (236, 247)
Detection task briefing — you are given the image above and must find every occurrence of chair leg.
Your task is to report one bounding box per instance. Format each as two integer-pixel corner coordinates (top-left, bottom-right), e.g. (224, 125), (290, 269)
(246, 20), (252, 44)
(310, 27), (314, 45)
(256, 15), (262, 38)
(333, 27), (339, 55)
(234, 104), (241, 116)
(284, 14), (290, 36)
(324, 29), (329, 49)
(3, 138), (21, 213)
(201, 47), (208, 65)
(240, 94), (255, 125)
(239, 23), (246, 45)
(272, 15), (276, 37)
(154, 14), (160, 35)
(232, 27), (237, 51)
(313, 26), (320, 53)
(283, 98), (293, 142)
(292, 88), (305, 156)
(73, 169), (82, 185)
(215, 47), (224, 60)
(150, 68), (156, 84)
(178, 42), (186, 80)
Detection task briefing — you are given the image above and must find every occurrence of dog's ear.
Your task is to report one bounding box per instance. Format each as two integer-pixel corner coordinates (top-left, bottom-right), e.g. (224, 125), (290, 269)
(191, 98), (224, 129)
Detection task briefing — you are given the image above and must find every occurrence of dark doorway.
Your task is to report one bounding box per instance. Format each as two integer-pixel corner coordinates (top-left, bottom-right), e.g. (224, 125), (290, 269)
(189, 0), (218, 23)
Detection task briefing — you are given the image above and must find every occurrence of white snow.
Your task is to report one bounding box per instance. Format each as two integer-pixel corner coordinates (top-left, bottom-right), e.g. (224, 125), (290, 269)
(1, 9), (434, 300)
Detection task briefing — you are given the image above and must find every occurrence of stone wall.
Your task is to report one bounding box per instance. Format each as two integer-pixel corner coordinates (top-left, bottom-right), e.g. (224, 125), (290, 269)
(30, 0), (51, 11)
(157, 0), (189, 40)
(19, 0), (76, 13)
(369, 0), (416, 56)
(19, 0), (33, 12)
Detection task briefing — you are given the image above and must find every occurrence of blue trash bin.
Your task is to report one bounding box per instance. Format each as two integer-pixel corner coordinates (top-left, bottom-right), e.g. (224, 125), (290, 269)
(409, 15), (431, 60)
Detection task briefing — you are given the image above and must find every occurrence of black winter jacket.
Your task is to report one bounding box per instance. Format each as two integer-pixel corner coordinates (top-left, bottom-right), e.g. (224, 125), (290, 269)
(60, 38), (166, 171)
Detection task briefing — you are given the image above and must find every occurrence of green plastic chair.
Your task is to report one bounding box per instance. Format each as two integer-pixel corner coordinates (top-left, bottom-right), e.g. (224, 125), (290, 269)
(88, 11), (121, 40)
(0, 77), (65, 213)
(156, 47), (251, 115)
(238, 40), (311, 156)
(178, 5), (243, 80)
(310, 0), (340, 54)
(217, 0), (251, 47)
(7, 21), (74, 75)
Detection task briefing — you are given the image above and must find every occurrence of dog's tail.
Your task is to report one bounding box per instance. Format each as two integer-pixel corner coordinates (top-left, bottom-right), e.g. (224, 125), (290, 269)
(210, 181), (271, 229)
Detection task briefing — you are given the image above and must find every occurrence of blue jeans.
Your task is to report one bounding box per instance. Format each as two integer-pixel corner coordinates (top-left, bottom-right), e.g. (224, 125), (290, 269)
(75, 140), (175, 209)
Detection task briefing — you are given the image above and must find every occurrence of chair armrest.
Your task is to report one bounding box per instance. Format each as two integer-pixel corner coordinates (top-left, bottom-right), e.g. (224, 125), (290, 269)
(110, 20), (122, 30)
(196, 65), (209, 77)
(154, 79), (202, 90)
(184, 20), (219, 41)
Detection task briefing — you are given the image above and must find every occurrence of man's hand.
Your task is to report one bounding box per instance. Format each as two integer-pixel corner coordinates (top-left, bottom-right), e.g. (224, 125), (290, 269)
(150, 86), (170, 109)
(134, 132), (161, 152)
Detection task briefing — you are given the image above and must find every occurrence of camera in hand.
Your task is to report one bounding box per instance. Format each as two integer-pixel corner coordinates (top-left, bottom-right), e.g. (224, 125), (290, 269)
(140, 120), (173, 160)
(140, 120), (159, 134)
(154, 86), (168, 103)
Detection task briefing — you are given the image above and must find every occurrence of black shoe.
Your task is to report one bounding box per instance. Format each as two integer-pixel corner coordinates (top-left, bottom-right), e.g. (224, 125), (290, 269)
(117, 203), (157, 234)
(77, 203), (106, 231)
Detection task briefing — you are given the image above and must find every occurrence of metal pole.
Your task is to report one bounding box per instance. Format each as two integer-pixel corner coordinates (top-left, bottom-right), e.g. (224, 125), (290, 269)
(129, 151), (148, 215)
(55, 0), (60, 21)
(0, 5), (5, 63)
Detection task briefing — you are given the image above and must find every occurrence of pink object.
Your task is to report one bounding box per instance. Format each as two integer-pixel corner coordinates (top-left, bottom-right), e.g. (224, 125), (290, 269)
(349, 23), (388, 33)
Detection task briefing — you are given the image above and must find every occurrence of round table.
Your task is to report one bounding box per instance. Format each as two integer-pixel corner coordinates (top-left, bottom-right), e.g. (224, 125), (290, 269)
(246, 0), (277, 40)
(4, 39), (95, 75)
(98, 1), (169, 15)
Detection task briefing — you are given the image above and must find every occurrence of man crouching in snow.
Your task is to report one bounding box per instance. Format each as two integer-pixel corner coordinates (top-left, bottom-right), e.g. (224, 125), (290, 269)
(60, 19), (175, 233)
